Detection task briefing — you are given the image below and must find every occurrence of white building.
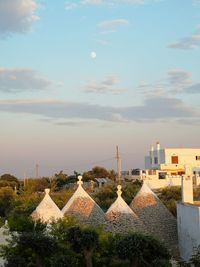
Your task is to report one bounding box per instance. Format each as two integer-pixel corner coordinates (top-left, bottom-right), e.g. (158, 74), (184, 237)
(145, 142), (200, 175)
(177, 167), (200, 262)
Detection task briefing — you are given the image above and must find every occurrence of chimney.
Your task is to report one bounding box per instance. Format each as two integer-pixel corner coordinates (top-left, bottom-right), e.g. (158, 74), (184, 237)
(150, 145), (154, 167)
(181, 165), (193, 204)
(156, 142), (160, 151)
(156, 142), (160, 165)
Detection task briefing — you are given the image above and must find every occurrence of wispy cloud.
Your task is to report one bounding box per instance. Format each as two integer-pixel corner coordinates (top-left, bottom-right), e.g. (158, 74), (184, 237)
(168, 27), (200, 50)
(138, 69), (200, 95)
(0, 0), (38, 36)
(65, 0), (159, 10)
(0, 68), (61, 93)
(0, 96), (197, 124)
(98, 19), (129, 31)
(84, 75), (125, 94)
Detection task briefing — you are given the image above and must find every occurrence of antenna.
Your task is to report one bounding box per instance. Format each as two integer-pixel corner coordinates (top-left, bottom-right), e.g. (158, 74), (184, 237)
(116, 146), (122, 184)
(24, 171), (26, 188)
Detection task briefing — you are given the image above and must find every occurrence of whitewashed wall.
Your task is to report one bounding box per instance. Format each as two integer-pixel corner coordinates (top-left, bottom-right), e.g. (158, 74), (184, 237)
(177, 203), (200, 262)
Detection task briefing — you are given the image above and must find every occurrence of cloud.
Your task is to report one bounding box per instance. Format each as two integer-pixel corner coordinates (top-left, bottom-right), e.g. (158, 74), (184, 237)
(167, 69), (200, 94)
(65, 0), (157, 10)
(138, 69), (200, 95)
(184, 83), (200, 94)
(168, 27), (200, 50)
(0, 96), (197, 124)
(0, 0), (38, 36)
(65, 2), (79, 10)
(84, 75), (125, 94)
(98, 19), (129, 30)
(167, 69), (192, 92)
(0, 68), (59, 93)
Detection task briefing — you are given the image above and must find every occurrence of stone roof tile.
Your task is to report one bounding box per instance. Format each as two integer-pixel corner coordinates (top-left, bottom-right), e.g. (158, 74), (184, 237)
(62, 176), (105, 224)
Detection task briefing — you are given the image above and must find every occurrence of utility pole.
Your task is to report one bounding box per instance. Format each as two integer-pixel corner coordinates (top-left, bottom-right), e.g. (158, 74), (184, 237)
(36, 163), (39, 178)
(116, 146), (122, 184)
(23, 171), (26, 188)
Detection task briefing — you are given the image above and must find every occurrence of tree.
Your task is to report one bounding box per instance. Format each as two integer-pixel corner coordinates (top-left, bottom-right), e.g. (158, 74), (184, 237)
(0, 173), (19, 190)
(24, 177), (51, 193)
(51, 171), (68, 191)
(0, 187), (15, 218)
(0, 217), (53, 267)
(0, 174), (19, 183)
(66, 226), (99, 267)
(83, 166), (116, 182)
(159, 186), (181, 216)
(1, 216), (80, 267)
(114, 233), (171, 267)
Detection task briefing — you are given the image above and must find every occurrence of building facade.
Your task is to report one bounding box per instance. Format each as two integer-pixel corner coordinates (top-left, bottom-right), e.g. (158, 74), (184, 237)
(145, 142), (200, 175)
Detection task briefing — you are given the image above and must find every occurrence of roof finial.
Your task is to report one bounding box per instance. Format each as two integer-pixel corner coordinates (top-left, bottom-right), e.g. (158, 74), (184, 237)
(77, 176), (83, 187)
(45, 188), (50, 194)
(117, 185), (122, 197)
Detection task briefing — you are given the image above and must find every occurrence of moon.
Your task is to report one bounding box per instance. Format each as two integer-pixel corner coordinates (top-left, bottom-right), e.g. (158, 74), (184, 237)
(90, 51), (96, 59)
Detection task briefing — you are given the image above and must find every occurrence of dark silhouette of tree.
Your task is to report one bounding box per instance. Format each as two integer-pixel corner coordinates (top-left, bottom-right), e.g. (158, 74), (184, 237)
(114, 233), (171, 267)
(66, 226), (99, 267)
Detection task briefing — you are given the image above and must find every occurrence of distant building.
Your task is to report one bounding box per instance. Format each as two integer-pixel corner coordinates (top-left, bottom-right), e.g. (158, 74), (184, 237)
(95, 177), (110, 187)
(145, 142), (200, 175)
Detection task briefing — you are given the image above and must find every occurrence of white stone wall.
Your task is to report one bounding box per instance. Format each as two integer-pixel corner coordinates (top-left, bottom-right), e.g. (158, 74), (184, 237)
(145, 176), (200, 189)
(177, 203), (200, 262)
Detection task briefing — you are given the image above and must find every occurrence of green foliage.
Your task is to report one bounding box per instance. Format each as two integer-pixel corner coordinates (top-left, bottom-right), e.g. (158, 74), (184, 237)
(0, 188), (15, 217)
(94, 183), (117, 211)
(122, 180), (142, 205)
(8, 192), (42, 219)
(50, 217), (78, 241)
(189, 245), (200, 267)
(159, 186), (181, 216)
(0, 174), (19, 184)
(51, 171), (69, 191)
(0, 217), (173, 267)
(83, 166), (116, 182)
(24, 177), (51, 194)
(51, 189), (76, 209)
(114, 232), (171, 267)
(0, 173), (19, 191)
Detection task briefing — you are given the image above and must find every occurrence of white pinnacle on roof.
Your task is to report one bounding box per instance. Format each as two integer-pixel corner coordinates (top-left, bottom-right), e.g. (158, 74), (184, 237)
(62, 176), (105, 224)
(105, 185), (146, 235)
(106, 185), (135, 215)
(31, 188), (63, 223)
(62, 176), (96, 213)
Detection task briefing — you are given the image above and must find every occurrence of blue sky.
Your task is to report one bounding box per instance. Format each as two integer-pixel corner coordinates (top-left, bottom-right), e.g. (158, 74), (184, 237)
(0, 0), (200, 177)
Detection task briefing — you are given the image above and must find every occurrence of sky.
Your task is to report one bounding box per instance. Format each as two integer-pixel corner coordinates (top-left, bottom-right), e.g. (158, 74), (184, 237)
(0, 0), (200, 178)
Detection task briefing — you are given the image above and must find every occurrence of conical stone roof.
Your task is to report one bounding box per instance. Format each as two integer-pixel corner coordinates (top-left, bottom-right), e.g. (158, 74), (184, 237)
(105, 185), (146, 235)
(62, 176), (105, 224)
(130, 182), (178, 256)
(31, 189), (63, 223)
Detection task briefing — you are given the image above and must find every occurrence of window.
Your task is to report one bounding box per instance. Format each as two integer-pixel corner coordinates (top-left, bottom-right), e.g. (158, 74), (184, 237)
(196, 156), (200, 161)
(171, 156), (178, 164)
(154, 157), (158, 164)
